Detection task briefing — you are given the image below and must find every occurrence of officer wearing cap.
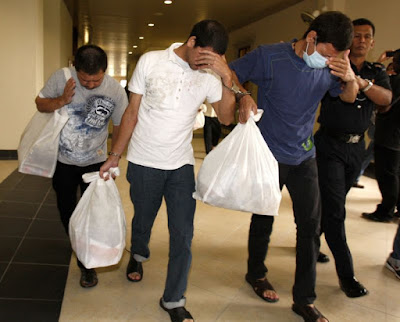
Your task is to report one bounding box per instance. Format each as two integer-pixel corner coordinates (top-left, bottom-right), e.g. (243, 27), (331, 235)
(315, 18), (392, 298)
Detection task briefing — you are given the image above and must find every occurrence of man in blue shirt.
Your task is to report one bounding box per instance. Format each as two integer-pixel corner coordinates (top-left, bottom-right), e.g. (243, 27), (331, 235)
(229, 11), (358, 322)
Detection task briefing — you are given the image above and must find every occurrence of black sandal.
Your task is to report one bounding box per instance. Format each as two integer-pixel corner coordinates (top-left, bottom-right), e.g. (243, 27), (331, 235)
(79, 267), (98, 288)
(159, 298), (193, 322)
(126, 255), (143, 282)
(245, 274), (279, 303)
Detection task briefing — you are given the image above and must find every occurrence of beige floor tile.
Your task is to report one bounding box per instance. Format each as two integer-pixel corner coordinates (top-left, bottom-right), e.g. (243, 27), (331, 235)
(2, 136), (400, 322)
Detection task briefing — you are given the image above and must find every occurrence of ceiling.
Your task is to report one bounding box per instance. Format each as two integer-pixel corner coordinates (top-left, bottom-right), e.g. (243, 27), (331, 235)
(64, 0), (303, 79)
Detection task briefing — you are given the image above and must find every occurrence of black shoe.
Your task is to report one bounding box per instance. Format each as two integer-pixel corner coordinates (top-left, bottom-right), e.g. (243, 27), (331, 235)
(352, 182), (364, 189)
(292, 303), (328, 322)
(339, 277), (368, 298)
(362, 211), (393, 223)
(394, 211), (400, 218)
(317, 252), (330, 263)
(79, 267), (98, 288)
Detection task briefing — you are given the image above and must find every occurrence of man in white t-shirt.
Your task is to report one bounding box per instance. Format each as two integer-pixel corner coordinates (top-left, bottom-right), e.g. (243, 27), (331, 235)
(100, 20), (237, 322)
(35, 45), (128, 288)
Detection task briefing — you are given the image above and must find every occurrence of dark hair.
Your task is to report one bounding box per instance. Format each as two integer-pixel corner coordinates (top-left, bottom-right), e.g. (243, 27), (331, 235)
(302, 11), (353, 51)
(74, 45), (108, 74)
(353, 18), (375, 36)
(189, 20), (228, 55)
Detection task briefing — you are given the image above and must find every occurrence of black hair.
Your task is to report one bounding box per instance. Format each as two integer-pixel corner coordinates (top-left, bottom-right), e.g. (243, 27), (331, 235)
(353, 18), (375, 36)
(74, 44), (108, 74)
(189, 20), (228, 55)
(302, 11), (353, 51)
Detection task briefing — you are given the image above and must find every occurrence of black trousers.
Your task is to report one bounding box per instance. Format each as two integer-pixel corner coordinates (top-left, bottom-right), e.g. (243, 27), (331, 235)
(374, 144), (400, 216)
(203, 116), (221, 154)
(247, 157), (321, 305)
(52, 161), (104, 235)
(315, 130), (364, 279)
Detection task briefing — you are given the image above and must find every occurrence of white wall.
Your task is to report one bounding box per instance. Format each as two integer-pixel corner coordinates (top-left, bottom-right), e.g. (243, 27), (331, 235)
(0, 0), (72, 151)
(0, 0), (44, 150)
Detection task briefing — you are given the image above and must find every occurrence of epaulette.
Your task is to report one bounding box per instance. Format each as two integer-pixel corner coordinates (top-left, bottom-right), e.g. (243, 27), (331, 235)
(371, 61), (385, 71)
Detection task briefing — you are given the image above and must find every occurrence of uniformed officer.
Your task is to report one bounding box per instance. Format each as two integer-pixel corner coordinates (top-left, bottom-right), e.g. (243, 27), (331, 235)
(315, 18), (392, 298)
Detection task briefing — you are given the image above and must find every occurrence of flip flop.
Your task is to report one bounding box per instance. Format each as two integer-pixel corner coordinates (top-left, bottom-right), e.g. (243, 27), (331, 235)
(245, 274), (279, 303)
(159, 298), (193, 322)
(126, 255), (143, 282)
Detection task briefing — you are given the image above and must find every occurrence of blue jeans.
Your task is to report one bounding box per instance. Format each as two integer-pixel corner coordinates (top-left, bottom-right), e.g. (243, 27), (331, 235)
(126, 162), (196, 307)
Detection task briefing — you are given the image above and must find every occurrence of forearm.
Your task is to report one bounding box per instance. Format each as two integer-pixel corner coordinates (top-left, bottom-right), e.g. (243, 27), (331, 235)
(357, 77), (392, 106)
(108, 109), (137, 156)
(339, 79), (359, 102)
(35, 96), (67, 113)
(215, 86), (236, 125)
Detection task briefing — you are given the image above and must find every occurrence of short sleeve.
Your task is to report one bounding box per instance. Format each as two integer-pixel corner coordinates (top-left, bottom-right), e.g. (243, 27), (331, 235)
(229, 46), (266, 86)
(374, 68), (391, 90)
(38, 69), (65, 98)
(127, 53), (148, 95)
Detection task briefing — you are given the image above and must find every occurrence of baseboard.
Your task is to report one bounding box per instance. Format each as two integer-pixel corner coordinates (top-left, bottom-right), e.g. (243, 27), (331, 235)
(0, 150), (17, 160)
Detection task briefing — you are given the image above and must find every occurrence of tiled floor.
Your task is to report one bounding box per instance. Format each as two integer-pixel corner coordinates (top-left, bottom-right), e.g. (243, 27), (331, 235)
(1, 136), (400, 321)
(0, 168), (71, 321)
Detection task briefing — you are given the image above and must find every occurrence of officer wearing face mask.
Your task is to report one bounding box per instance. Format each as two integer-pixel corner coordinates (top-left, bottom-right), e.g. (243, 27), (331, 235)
(315, 18), (392, 299)
(228, 11), (357, 322)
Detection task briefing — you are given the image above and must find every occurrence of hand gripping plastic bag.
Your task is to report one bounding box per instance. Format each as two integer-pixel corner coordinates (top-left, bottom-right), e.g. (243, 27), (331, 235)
(18, 67), (71, 178)
(193, 110), (281, 216)
(193, 104), (207, 130)
(69, 168), (126, 269)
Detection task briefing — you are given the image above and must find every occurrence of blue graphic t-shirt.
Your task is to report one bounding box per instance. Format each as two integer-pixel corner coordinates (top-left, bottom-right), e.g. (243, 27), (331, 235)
(229, 41), (342, 165)
(39, 67), (128, 166)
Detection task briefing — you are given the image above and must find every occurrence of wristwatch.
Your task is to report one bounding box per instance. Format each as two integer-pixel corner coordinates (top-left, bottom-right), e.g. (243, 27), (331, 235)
(358, 76), (373, 92)
(224, 81), (251, 101)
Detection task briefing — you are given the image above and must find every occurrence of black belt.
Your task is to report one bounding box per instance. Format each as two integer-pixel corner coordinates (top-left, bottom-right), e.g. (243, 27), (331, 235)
(320, 127), (364, 144)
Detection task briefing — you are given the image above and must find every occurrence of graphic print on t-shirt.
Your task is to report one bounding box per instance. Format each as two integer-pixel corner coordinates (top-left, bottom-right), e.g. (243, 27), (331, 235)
(59, 95), (116, 164)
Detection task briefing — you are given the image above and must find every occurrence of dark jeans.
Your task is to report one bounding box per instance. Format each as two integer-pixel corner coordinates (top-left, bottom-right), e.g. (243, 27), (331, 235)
(52, 161), (104, 270)
(247, 157), (321, 305)
(126, 162), (196, 305)
(315, 130), (364, 279)
(204, 116), (221, 154)
(392, 222), (400, 260)
(374, 144), (400, 216)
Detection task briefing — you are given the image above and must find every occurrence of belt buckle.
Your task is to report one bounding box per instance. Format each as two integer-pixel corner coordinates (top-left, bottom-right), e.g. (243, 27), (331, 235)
(346, 134), (360, 144)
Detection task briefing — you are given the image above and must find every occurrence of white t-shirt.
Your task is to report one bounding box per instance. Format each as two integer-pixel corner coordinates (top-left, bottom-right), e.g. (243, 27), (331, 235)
(39, 67), (128, 167)
(127, 43), (222, 170)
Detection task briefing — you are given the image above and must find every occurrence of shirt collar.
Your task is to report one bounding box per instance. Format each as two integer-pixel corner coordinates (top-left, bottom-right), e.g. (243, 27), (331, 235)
(167, 42), (191, 69)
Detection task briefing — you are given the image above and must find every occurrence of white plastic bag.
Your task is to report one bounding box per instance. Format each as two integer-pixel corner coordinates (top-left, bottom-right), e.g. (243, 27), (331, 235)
(69, 168), (126, 269)
(193, 104), (206, 130)
(193, 111), (281, 216)
(18, 67), (71, 178)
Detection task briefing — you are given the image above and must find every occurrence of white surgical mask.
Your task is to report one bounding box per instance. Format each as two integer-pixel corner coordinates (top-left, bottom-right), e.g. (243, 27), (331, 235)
(303, 40), (328, 69)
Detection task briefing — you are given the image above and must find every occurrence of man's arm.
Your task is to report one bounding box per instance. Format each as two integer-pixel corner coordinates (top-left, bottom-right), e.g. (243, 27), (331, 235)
(35, 78), (76, 112)
(99, 93), (142, 178)
(356, 76), (392, 108)
(195, 49), (236, 125)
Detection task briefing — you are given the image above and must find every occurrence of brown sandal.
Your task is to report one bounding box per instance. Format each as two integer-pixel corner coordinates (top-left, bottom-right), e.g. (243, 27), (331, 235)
(245, 274), (279, 303)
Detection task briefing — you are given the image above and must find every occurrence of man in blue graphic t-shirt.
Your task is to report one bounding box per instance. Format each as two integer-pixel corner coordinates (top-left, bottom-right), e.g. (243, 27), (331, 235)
(35, 45), (128, 289)
(229, 11), (358, 322)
